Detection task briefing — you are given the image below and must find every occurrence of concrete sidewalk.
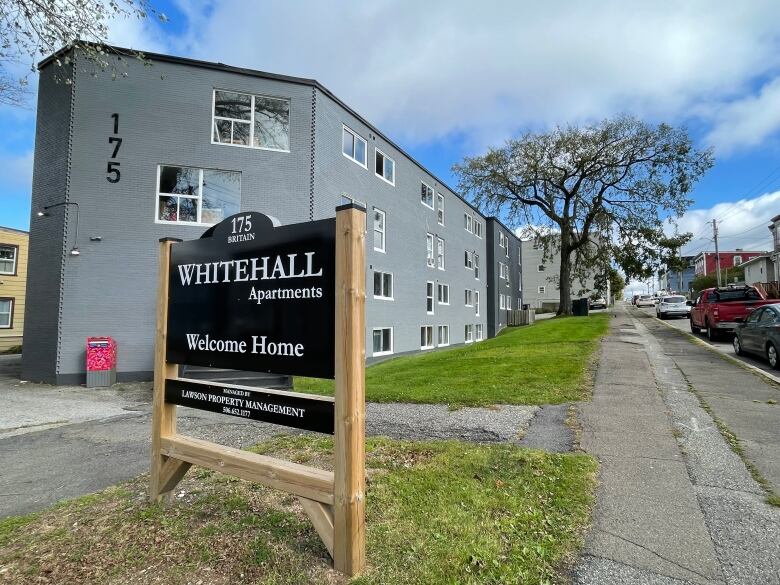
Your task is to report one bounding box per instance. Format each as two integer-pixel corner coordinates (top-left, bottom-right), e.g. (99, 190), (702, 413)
(574, 305), (780, 585)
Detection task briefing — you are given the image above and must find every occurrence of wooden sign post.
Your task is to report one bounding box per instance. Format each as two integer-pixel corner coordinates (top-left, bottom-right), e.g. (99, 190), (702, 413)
(149, 204), (366, 576)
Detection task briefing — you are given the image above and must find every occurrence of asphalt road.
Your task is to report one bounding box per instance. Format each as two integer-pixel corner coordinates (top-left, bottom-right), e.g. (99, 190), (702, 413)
(636, 305), (780, 383)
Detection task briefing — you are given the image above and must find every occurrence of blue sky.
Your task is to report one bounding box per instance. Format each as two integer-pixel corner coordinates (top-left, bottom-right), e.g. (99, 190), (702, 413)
(3, 0), (780, 288)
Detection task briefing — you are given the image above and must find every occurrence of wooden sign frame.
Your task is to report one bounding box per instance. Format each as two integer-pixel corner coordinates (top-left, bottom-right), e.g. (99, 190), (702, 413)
(150, 204), (366, 576)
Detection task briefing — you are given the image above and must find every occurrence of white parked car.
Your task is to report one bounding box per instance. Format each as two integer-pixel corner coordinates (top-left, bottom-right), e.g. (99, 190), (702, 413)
(635, 295), (656, 307)
(589, 297), (607, 309)
(656, 295), (690, 319)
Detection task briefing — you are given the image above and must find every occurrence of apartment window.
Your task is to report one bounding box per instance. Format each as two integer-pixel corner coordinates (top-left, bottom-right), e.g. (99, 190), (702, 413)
(373, 270), (393, 300)
(373, 208), (386, 252)
(505, 240), (509, 258)
(372, 327), (393, 356)
(464, 213), (473, 233)
(476, 324), (484, 341)
(0, 245), (17, 275)
(474, 254), (480, 279)
(342, 126), (367, 167)
(426, 281), (435, 314)
(538, 286), (546, 294)
(499, 294), (505, 310)
(437, 237), (445, 270)
(375, 149), (395, 185)
(474, 221), (482, 238)
(437, 283), (449, 304)
(421, 181), (434, 209)
(0, 298), (11, 328)
(212, 90), (290, 151)
(733, 255), (742, 265)
(499, 262), (508, 279)
(421, 326), (435, 350)
(464, 250), (474, 269)
(475, 291), (480, 316)
(437, 193), (445, 225)
(465, 289), (473, 307)
(438, 325), (450, 346)
(465, 324), (474, 343)
(157, 165), (240, 225)
(537, 264), (546, 272)
(426, 233), (435, 267)
(499, 232), (507, 248)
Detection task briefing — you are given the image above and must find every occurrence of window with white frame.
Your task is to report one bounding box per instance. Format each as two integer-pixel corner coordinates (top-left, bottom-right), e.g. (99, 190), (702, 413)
(733, 255), (742, 265)
(465, 289), (473, 306)
(499, 232), (507, 248)
(0, 298), (12, 328)
(420, 326), (434, 350)
(465, 324), (474, 343)
(426, 281), (435, 314)
(437, 193), (445, 225)
(372, 327), (393, 356)
(373, 270), (393, 299)
(426, 233), (435, 267)
(464, 213), (473, 233)
(476, 324), (484, 341)
(464, 250), (474, 269)
(438, 325), (450, 346)
(0, 245), (17, 275)
(474, 220), (482, 238)
(538, 286), (546, 294)
(342, 126), (367, 166)
(537, 264), (546, 272)
(421, 182), (434, 209)
(212, 90), (290, 151)
(437, 283), (450, 305)
(375, 148), (395, 184)
(475, 290), (480, 316)
(437, 237), (445, 270)
(505, 239), (509, 257)
(499, 262), (508, 279)
(474, 254), (480, 279)
(499, 294), (506, 310)
(373, 208), (386, 252)
(157, 165), (240, 225)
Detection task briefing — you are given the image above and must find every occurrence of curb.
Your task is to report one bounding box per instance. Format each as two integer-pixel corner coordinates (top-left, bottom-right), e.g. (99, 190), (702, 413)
(640, 308), (780, 388)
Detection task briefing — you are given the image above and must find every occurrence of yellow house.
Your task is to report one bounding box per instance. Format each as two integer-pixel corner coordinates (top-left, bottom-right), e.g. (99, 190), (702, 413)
(0, 227), (28, 353)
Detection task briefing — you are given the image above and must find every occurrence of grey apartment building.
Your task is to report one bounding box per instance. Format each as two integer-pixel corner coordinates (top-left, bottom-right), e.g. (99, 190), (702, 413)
(22, 46), (526, 384)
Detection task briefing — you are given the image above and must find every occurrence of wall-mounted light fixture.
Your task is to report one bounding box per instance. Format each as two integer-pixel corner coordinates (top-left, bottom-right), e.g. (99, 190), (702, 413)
(36, 201), (80, 257)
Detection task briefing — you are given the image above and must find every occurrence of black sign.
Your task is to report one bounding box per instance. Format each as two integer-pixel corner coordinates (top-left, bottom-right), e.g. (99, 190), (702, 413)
(166, 378), (335, 434)
(167, 212), (336, 378)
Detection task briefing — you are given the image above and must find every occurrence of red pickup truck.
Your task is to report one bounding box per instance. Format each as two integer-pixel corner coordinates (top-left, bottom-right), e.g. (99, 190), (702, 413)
(690, 286), (775, 341)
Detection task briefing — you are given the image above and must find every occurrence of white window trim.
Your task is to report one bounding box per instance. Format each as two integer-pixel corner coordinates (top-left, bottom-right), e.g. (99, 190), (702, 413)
(475, 290), (480, 316)
(426, 280), (435, 315)
(465, 249), (474, 270)
(476, 324), (484, 341)
(372, 327), (394, 357)
(373, 207), (386, 253)
(0, 298), (12, 329)
(538, 286), (546, 294)
(373, 270), (393, 301)
(537, 264), (546, 272)
(465, 289), (473, 307)
(437, 193), (445, 226)
(421, 181), (435, 210)
(374, 147), (395, 186)
(437, 237), (445, 271)
(0, 246), (17, 276)
(342, 125), (368, 168)
(154, 165), (241, 227)
(474, 254), (480, 280)
(211, 89), (291, 153)
(421, 326), (435, 350)
(474, 219), (482, 239)
(437, 283), (450, 305)
(438, 325), (450, 347)
(465, 324), (474, 344)
(426, 233), (435, 267)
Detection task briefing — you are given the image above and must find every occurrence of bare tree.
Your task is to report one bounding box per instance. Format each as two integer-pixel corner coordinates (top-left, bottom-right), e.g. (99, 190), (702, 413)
(0, 0), (167, 106)
(454, 115), (713, 315)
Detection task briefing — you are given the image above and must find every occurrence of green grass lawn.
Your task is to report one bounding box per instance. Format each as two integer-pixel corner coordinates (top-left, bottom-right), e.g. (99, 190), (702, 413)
(0, 436), (597, 585)
(296, 314), (610, 406)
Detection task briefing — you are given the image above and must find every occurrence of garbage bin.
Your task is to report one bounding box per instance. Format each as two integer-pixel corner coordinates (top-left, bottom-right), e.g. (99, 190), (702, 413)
(571, 298), (590, 316)
(86, 337), (117, 387)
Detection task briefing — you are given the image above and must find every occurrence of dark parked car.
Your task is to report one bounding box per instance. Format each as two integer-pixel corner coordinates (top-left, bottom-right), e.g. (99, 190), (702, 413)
(733, 303), (780, 369)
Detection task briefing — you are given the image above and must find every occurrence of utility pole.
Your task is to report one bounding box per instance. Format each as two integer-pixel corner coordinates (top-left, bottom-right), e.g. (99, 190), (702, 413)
(712, 219), (722, 287)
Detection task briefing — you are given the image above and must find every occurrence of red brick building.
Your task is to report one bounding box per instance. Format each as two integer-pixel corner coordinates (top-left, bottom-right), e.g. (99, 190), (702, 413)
(693, 249), (768, 277)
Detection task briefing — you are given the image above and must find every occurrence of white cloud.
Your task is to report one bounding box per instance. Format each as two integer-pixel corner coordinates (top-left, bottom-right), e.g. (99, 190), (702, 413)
(674, 190), (779, 255)
(162, 0), (780, 149)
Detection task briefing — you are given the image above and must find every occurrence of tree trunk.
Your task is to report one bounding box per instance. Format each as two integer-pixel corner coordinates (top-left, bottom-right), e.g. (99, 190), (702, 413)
(557, 231), (573, 316)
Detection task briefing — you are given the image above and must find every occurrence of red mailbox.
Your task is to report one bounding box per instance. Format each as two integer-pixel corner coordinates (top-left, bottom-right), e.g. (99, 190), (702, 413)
(86, 337), (117, 387)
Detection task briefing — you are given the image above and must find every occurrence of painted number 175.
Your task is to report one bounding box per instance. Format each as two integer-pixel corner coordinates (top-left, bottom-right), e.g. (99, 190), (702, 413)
(231, 215), (252, 234)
